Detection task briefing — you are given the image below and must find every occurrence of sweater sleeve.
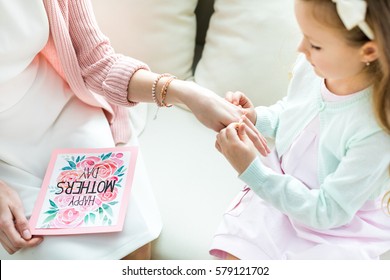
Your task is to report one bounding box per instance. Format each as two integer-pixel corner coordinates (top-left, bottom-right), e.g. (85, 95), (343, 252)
(66, 0), (150, 106)
(254, 98), (287, 139)
(239, 130), (390, 230)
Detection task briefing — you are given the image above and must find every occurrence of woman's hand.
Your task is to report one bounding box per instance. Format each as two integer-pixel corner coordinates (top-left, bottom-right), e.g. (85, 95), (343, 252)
(225, 91), (257, 125)
(128, 71), (244, 131)
(168, 81), (269, 155)
(176, 81), (244, 131)
(216, 122), (258, 175)
(0, 181), (43, 254)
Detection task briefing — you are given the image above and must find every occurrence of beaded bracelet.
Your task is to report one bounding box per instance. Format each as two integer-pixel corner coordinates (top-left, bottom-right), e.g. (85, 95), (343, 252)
(151, 73), (176, 119)
(152, 73), (172, 107)
(160, 76), (176, 107)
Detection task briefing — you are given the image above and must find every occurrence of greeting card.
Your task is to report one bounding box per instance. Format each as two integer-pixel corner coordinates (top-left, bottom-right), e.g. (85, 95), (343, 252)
(29, 147), (138, 235)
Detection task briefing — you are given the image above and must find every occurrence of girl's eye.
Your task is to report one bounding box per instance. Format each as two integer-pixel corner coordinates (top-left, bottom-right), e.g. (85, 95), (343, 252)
(310, 44), (322, 50)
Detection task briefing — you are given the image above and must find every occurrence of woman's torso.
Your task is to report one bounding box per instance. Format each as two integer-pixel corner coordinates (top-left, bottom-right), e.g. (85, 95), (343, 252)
(0, 0), (114, 216)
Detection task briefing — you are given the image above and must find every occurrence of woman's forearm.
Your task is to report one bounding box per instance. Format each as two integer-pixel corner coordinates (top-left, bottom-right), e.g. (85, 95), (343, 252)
(128, 69), (246, 132)
(127, 69), (192, 105)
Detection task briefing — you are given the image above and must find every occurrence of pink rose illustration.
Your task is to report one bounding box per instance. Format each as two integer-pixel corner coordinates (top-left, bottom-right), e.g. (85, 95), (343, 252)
(53, 194), (74, 208)
(50, 208), (84, 228)
(98, 186), (118, 203)
(79, 196), (102, 213)
(76, 156), (101, 170)
(94, 160), (118, 179)
(110, 158), (124, 167)
(111, 153), (124, 166)
(57, 170), (81, 189)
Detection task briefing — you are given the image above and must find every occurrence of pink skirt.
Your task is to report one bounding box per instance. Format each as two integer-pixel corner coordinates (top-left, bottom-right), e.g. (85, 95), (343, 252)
(209, 151), (390, 260)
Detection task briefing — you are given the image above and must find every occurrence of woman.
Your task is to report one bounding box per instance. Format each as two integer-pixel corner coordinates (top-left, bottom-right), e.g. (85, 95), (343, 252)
(0, 0), (258, 259)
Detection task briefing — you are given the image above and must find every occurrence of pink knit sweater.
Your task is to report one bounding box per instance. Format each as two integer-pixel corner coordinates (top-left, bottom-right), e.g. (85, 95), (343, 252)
(41, 0), (150, 144)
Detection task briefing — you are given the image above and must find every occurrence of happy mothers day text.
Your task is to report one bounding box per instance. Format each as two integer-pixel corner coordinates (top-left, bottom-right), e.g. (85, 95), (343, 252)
(54, 167), (117, 207)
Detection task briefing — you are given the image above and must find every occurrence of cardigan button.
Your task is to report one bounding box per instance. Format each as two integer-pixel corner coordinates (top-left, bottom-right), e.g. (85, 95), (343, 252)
(319, 103), (326, 111)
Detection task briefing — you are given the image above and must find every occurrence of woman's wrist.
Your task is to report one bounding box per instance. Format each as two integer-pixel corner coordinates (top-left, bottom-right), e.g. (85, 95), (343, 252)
(164, 79), (200, 106)
(127, 70), (197, 106)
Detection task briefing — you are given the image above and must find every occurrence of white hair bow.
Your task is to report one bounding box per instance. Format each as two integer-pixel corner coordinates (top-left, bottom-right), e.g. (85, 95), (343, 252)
(332, 0), (374, 40)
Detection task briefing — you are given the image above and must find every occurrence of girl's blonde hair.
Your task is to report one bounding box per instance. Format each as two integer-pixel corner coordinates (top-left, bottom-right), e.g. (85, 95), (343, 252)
(382, 191), (390, 216)
(301, 0), (390, 133)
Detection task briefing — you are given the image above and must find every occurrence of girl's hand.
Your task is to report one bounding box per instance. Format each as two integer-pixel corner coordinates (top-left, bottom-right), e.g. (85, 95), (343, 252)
(0, 181), (43, 254)
(240, 115), (270, 156)
(225, 91), (270, 155)
(225, 91), (257, 124)
(183, 86), (270, 155)
(215, 122), (259, 175)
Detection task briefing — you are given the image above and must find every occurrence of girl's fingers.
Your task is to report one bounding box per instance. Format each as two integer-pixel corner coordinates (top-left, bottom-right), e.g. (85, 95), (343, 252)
(244, 126), (268, 156)
(242, 116), (270, 155)
(215, 141), (221, 153)
(225, 91), (246, 107)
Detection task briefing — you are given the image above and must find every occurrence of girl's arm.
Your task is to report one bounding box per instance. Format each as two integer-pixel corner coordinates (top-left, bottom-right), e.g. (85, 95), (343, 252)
(254, 97), (287, 139)
(239, 131), (390, 229)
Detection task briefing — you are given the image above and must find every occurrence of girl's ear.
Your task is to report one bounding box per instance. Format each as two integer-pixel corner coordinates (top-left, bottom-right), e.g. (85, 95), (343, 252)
(361, 41), (379, 64)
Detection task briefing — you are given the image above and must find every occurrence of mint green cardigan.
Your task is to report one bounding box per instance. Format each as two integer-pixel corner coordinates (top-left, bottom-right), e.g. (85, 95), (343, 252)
(240, 55), (390, 229)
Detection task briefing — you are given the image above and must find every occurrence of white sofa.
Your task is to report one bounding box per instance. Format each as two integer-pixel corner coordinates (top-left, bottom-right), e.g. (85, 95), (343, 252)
(92, 0), (390, 260)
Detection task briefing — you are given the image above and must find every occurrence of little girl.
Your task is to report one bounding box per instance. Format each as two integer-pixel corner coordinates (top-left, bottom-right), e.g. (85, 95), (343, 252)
(211, 0), (390, 260)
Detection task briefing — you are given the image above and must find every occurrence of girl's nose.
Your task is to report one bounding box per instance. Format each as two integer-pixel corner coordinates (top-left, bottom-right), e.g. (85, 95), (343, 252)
(297, 37), (307, 54)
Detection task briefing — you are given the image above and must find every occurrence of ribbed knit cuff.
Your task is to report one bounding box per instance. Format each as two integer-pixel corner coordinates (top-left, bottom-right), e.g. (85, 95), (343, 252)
(102, 56), (150, 107)
(239, 157), (272, 189)
(254, 106), (278, 138)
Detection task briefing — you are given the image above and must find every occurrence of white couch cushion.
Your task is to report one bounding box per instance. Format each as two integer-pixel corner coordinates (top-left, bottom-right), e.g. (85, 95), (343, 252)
(92, 0), (198, 80)
(194, 0), (301, 106)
